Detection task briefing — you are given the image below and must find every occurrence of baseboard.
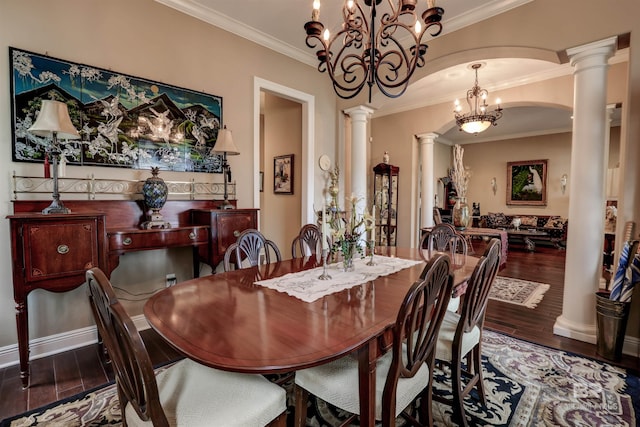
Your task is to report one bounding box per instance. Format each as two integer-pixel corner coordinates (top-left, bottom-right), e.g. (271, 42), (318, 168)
(0, 315), (150, 369)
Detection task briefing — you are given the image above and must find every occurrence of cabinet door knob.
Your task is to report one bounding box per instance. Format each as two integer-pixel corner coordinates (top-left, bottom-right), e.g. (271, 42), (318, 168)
(233, 230), (240, 237)
(57, 244), (70, 255)
(189, 231), (196, 240)
(123, 237), (133, 246)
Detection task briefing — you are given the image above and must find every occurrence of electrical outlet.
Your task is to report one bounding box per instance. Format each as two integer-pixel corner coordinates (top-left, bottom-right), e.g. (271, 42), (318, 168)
(165, 273), (177, 287)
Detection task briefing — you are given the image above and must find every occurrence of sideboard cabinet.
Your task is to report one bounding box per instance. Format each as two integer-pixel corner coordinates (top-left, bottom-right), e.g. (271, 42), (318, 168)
(9, 200), (257, 388)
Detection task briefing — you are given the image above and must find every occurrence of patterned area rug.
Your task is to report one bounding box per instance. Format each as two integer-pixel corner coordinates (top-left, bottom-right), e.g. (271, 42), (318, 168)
(2, 331), (638, 427)
(489, 276), (551, 308)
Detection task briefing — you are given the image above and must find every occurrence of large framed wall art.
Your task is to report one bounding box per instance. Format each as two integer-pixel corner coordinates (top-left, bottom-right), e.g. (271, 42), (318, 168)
(506, 159), (548, 206)
(9, 47), (223, 173)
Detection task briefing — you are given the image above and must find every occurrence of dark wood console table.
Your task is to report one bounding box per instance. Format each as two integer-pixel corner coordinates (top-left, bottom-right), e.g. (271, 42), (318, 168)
(9, 199), (257, 388)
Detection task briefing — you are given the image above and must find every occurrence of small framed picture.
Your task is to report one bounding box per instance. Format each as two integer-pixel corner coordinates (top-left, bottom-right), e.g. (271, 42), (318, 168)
(259, 171), (264, 192)
(274, 154), (294, 194)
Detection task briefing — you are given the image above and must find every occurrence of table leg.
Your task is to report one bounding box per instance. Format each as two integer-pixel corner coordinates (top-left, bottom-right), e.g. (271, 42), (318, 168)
(15, 297), (29, 388)
(357, 342), (376, 427)
(523, 237), (536, 252)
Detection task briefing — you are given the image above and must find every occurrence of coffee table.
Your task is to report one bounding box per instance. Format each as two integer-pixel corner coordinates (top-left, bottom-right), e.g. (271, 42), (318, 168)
(507, 229), (549, 252)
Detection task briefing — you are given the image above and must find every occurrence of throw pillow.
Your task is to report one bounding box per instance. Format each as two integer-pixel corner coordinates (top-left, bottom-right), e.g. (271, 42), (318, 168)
(520, 216), (538, 227)
(487, 212), (508, 228)
(544, 216), (566, 229)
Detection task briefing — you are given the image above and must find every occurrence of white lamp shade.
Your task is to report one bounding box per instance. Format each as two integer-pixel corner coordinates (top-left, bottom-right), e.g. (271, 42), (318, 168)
(461, 120), (492, 134)
(210, 126), (240, 155)
(28, 100), (80, 139)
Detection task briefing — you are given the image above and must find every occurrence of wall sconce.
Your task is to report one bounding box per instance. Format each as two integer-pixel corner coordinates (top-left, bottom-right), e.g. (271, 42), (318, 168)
(490, 177), (497, 195)
(560, 173), (568, 194)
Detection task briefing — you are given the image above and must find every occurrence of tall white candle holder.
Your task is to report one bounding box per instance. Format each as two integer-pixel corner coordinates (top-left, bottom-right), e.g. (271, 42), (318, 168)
(318, 248), (332, 280)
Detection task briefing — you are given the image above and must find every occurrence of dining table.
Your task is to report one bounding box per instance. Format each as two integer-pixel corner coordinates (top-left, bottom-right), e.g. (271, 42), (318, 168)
(144, 246), (478, 427)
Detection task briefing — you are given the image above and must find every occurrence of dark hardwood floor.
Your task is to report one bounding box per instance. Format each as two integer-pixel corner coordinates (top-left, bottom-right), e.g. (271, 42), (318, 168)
(1, 243), (639, 422)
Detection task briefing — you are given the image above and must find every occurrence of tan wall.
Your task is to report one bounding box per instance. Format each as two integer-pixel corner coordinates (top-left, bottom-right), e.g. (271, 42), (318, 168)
(261, 93), (302, 254)
(0, 0), (336, 348)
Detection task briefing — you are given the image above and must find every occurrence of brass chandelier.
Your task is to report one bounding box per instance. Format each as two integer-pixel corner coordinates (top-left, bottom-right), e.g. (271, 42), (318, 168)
(454, 63), (503, 134)
(304, 0), (444, 101)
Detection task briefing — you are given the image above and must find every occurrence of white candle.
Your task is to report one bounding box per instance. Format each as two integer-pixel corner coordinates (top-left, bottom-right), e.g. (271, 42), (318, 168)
(371, 207), (376, 243)
(322, 202), (329, 250)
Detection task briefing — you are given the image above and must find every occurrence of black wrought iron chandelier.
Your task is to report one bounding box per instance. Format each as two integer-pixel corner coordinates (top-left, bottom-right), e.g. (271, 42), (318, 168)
(454, 63), (503, 134)
(304, 0), (444, 101)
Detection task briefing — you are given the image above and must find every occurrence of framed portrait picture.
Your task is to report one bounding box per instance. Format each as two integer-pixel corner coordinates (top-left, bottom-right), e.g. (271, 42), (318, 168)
(506, 159), (547, 205)
(274, 154), (294, 194)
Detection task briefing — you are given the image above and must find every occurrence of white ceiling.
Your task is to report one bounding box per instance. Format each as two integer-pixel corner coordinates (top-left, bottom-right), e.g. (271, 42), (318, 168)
(155, 0), (625, 143)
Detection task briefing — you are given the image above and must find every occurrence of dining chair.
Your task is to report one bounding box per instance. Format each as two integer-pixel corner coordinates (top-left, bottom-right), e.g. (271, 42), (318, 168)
(86, 267), (287, 427)
(420, 223), (467, 312)
(223, 228), (282, 271)
(433, 207), (443, 225)
(291, 223), (322, 258)
(433, 238), (502, 427)
(294, 253), (454, 427)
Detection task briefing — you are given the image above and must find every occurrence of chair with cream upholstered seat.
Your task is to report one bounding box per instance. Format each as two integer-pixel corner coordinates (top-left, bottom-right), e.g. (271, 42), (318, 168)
(433, 238), (502, 427)
(294, 253), (454, 427)
(420, 223), (467, 312)
(86, 267), (287, 427)
(223, 228), (282, 271)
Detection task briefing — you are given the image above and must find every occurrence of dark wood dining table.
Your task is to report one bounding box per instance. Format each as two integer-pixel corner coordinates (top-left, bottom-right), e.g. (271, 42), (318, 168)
(144, 247), (478, 427)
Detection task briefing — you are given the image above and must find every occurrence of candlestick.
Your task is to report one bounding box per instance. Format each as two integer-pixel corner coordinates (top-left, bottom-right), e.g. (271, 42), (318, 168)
(371, 206), (376, 244)
(318, 248), (332, 280)
(322, 201), (329, 250)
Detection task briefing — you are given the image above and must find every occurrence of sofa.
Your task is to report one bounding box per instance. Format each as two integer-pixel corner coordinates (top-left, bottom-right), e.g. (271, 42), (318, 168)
(479, 212), (568, 249)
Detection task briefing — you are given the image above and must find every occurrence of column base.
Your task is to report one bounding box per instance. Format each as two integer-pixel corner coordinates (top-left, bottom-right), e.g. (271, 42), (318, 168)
(553, 315), (597, 344)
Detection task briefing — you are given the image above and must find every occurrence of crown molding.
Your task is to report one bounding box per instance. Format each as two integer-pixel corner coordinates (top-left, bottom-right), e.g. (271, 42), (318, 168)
(154, 0), (317, 67)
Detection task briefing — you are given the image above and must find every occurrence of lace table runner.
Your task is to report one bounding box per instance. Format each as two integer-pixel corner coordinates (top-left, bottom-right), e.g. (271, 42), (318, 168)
(254, 255), (423, 303)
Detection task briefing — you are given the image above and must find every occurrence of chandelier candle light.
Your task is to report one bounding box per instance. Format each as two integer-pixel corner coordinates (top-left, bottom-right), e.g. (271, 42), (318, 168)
(454, 63), (503, 134)
(304, 0), (444, 101)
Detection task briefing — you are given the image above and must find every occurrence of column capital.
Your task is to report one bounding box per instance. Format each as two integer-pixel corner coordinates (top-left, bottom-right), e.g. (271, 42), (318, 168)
(567, 36), (616, 68)
(343, 105), (375, 121)
(415, 132), (439, 144)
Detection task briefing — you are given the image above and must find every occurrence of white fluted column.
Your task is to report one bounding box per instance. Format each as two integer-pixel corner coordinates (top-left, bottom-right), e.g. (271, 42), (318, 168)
(554, 37), (616, 343)
(344, 106), (374, 216)
(416, 133), (438, 228)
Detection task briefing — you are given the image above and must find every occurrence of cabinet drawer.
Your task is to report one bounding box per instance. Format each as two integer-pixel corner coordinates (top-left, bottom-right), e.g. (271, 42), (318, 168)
(108, 226), (209, 252)
(24, 220), (101, 282)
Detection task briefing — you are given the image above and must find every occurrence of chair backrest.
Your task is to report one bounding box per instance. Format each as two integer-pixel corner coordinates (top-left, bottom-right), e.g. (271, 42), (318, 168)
(433, 207), (443, 225)
(86, 268), (169, 427)
(224, 229), (282, 271)
(381, 253), (454, 425)
(457, 238), (502, 334)
(420, 223), (466, 259)
(291, 224), (322, 258)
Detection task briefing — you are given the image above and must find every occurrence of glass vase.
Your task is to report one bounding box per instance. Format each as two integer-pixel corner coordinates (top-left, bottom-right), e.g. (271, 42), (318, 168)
(342, 241), (356, 272)
(452, 197), (470, 230)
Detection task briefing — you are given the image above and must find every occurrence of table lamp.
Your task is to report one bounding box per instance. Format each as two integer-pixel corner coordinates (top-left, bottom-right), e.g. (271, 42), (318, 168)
(210, 125), (239, 209)
(28, 100), (80, 214)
